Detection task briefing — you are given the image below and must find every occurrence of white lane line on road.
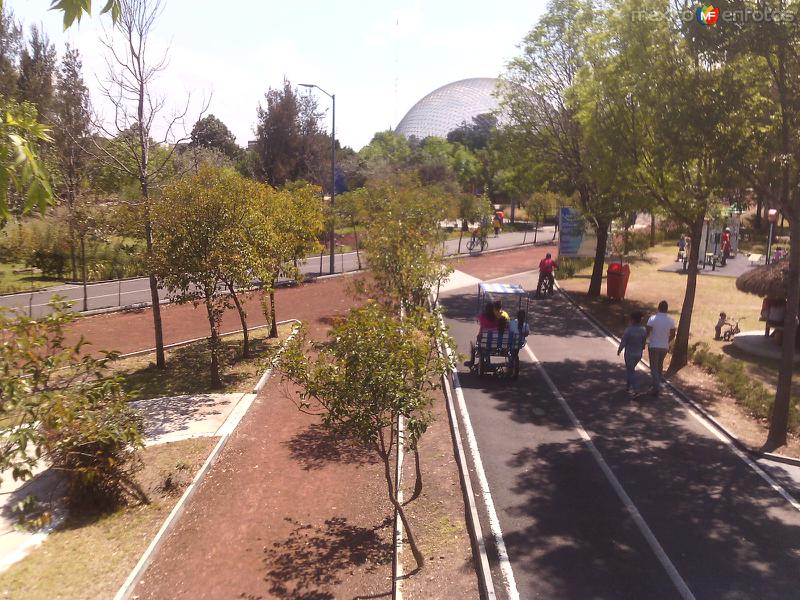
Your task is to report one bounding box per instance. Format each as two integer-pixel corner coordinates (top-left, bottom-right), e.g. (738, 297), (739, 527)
(451, 367), (520, 600)
(524, 345), (696, 600)
(556, 287), (800, 513)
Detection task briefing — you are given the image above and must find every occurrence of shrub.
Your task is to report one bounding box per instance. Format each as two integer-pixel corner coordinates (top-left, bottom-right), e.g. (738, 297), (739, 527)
(558, 257), (593, 278)
(689, 342), (798, 432)
(1, 301), (145, 512)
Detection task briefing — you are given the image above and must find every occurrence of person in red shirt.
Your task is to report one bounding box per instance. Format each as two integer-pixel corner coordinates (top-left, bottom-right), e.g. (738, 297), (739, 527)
(721, 228), (732, 265)
(538, 253), (557, 296)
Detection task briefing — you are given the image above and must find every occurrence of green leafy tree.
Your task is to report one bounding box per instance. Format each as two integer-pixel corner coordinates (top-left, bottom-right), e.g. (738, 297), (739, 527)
(190, 114), (242, 161)
(501, 0), (622, 297)
(336, 187), (368, 269)
(0, 6), (21, 98)
(362, 181), (453, 309)
(152, 167), (268, 383)
(593, 0), (743, 370)
(253, 80), (331, 190)
(93, 0), (200, 369)
(0, 96), (53, 221)
(17, 25), (57, 120)
(0, 300), (144, 510)
(278, 301), (454, 569)
(52, 44), (92, 280)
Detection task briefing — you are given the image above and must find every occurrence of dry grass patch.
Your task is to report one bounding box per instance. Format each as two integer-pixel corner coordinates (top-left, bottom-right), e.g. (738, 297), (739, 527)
(0, 437), (216, 600)
(112, 323), (292, 401)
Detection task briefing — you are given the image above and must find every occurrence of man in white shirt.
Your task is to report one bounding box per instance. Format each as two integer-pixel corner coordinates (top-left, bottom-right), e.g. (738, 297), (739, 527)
(646, 300), (676, 396)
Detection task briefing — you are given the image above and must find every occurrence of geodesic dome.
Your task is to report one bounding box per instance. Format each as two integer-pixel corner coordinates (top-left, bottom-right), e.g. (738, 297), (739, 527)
(395, 78), (500, 140)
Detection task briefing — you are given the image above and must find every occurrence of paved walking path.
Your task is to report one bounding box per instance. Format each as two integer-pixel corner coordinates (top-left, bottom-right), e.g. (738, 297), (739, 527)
(441, 269), (800, 600)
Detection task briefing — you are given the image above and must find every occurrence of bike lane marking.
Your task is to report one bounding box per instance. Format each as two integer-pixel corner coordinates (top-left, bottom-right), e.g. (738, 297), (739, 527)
(523, 343), (696, 600)
(555, 286), (800, 513)
(451, 360), (520, 599)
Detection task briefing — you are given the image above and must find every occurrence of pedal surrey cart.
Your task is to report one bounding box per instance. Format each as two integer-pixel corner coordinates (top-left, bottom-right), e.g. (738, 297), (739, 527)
(469, 282), (531, 379)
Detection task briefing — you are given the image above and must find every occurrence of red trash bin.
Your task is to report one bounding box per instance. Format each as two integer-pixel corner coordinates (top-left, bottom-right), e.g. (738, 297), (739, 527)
(607, 263), (631, 300)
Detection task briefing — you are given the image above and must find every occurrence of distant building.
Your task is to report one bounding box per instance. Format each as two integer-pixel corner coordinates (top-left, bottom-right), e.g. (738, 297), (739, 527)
(395, 78), (501, 140)
(247, 139), (258, 151)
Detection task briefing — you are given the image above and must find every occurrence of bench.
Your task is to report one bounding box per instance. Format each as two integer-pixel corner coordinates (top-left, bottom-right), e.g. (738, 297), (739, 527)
(748, 253), (764, 266)
(704, 252), (723, 271)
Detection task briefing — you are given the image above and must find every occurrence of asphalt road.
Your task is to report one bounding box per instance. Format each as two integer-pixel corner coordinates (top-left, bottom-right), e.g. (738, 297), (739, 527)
(441, 270), (800, 600)
(0, 228), (555, 318)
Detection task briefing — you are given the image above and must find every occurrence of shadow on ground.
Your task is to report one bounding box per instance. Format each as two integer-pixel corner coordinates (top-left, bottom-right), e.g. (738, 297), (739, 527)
(285, 424), (378, 471)
(261, 516), (391, 600)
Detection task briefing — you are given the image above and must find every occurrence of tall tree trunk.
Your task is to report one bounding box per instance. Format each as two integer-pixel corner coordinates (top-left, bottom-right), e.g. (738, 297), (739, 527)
(587, 220), (609, 298)
(81, 234), (88, 312)
(228, 282), (249, 358)
(650, 213), (657, 247)
(269, 277), (278, 338)
(754, 194), (763, 230)
(205, 293), (222, 388)
(352, 219), (362, 270)
(458, 229), (463, 254)
(144, 219), (166, 369)
(669, 217), (704, 371)
(70, 235), (77, 281)
(510, 197), (516, 223)
(765, 214), (799, 451)
(380, 447), (424, 569)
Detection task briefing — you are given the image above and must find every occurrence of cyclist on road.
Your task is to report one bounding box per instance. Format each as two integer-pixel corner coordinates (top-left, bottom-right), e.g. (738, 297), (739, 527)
(538, 253), (557, 296)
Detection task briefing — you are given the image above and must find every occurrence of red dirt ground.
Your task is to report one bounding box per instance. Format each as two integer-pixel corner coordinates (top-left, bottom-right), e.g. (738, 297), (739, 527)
(60, 246), (550, 599)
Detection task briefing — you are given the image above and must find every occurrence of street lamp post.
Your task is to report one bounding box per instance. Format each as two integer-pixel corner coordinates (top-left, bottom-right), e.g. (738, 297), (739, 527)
(767, 208), (779, 264)
(300, 83), (336, 275)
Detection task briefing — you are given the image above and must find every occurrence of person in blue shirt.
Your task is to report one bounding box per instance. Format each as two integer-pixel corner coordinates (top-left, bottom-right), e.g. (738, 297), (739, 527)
(617, 311), (648, 393)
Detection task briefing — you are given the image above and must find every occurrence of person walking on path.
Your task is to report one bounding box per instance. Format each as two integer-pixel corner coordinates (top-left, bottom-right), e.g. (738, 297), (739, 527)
(617, 311), (647, 394)
(646, 300), (676, 396)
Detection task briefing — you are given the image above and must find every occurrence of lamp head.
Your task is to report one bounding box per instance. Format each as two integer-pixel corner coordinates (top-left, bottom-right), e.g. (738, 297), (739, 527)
(768, 209), (779, 223)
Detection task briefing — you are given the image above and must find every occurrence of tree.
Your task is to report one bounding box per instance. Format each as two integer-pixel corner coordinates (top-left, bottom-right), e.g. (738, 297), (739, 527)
(336, 187), (368, 269)
(414, 136), (455, 186)
(446, 113), (497, 151)
(592, 0), (743, 370)
(253, 80), (330, 189)
(52, 44), (92, 280)
(0, 6), (21, 98)
(152, 167), (264, 385)
(0, 300), (143, 510)
(0, 96), (53, 221)
(729, 0), (800, 449)
(501, 0), (622, 297)
(362, 181), (453, 310)
(93, 0), (204, 369)
(278, 302), (454, 569)
(253, 180), (324, 337)
(190, 114), (241, 161)
(17, 25), (57, 120)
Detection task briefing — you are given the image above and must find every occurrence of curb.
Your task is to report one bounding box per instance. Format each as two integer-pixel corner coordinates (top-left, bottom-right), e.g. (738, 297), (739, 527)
(432, 300), (497, 600)
(113, 323), (301, 600)
(554, 281), (800, 469)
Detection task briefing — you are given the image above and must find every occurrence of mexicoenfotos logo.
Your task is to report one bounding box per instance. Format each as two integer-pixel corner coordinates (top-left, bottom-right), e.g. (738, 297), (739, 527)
(696, 4), (720, 25)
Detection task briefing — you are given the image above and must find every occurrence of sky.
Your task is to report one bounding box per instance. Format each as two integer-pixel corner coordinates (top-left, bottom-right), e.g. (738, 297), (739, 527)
(8, 0), (547, 150)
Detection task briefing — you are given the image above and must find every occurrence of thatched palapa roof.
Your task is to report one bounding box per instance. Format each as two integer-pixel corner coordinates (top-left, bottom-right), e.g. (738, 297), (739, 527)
(736, 259), (789, 299)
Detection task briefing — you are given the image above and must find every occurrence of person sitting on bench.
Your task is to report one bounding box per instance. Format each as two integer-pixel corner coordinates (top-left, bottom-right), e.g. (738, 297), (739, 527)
(478, 303), (498, 335)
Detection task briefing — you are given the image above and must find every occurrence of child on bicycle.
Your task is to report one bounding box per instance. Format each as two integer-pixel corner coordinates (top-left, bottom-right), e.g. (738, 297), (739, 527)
(537, 253), (557, 296)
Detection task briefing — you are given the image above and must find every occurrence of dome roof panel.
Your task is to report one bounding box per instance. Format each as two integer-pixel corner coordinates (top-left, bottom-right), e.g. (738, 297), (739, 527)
(396, 78), (500, 140)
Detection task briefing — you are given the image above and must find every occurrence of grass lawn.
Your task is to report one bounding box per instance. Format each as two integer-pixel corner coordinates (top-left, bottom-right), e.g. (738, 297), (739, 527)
(112, 323), (293, 401)
(558, 243), (800, 436)
(0, 437), (217, 600)
(0, 263), (61, 295)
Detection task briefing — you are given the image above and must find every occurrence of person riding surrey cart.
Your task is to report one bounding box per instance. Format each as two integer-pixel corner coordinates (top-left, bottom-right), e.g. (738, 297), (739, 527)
(537, 253), (557, 296)
(470, 284), (531, 378)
